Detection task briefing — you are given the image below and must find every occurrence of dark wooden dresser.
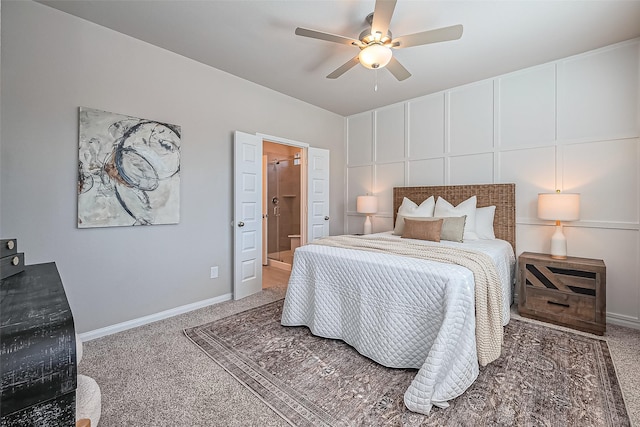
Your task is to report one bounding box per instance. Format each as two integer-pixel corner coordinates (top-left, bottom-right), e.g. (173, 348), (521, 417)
(1, 262), (77, 426)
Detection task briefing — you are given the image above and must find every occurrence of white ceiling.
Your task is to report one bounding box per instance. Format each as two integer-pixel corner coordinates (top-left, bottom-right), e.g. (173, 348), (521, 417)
(38, 0), (640, 116)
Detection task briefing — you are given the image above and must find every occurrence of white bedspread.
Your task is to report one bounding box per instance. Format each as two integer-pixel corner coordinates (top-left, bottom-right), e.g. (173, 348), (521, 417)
(280, 232), (515, 415)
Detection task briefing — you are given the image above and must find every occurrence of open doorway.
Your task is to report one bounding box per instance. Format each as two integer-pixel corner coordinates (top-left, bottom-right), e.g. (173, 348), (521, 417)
(262, 141), (302, 287)
(233, 131), (329, 300)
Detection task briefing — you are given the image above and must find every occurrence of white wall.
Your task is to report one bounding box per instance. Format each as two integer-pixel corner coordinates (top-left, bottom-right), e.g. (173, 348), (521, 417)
(345, 39), (640, 328)
(0, 1), (345, 333)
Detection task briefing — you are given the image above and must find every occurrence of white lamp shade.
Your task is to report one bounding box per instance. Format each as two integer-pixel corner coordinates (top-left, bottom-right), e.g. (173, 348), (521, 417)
(538, 192), (580, 221)
(356, 195), (378, 214)
(359, 44), (392, 69)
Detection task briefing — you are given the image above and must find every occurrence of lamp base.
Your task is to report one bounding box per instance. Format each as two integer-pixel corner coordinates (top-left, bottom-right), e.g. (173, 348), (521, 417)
(364, 215), (372, 235)
(549, 224), (568, 259)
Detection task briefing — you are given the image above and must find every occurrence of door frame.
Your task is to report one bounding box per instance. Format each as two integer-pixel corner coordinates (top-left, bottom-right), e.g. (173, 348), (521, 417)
(234, 132), (328, 300)
(257, 133), (309, 248)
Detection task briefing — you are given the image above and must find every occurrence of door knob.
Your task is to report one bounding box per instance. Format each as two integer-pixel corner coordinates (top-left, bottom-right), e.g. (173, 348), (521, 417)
(324, 216), (330, 221)
(238, 221), (245, 227)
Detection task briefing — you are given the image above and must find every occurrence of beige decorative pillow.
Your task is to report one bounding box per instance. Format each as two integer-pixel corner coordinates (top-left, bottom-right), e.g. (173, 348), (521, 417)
(402, 218), (443, 242)
(404, 216), (466, 242)
(439, 215), (466, 242)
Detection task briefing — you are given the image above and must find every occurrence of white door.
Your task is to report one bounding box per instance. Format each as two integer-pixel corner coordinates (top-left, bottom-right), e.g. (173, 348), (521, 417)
(233, 131), (262, 300)
(307, 147), (330, 242)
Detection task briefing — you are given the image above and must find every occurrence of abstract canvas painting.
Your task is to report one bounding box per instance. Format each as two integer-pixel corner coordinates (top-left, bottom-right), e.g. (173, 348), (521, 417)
(78, 107), (181, 228)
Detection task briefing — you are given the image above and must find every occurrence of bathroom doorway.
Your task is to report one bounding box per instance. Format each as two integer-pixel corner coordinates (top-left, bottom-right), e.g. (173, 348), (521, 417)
(262, 141), (302, 272)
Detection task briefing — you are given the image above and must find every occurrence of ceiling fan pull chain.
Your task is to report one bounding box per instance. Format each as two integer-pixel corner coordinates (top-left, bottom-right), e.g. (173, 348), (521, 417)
(374, 69), (379, 92)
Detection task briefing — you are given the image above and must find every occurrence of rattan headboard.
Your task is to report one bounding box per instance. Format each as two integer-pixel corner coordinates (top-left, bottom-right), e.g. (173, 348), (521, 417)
(393, 184), (516, 251)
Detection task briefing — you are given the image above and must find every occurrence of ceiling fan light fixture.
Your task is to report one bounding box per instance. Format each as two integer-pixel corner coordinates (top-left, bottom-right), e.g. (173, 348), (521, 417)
(359, 44), (392, 69)
(295, 0), (463, 81)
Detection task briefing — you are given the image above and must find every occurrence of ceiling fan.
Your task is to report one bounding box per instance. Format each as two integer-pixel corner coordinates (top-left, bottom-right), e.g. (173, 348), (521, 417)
(295, 0), (463, 81)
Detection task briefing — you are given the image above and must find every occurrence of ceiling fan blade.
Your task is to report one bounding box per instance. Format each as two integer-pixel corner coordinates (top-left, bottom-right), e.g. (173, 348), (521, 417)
(386, 56), (411, 81)
(392, 24), (463, 49)
(295, 27), (360, 46)
(371, 0), (397, 37)
(326, 56), (360, 79)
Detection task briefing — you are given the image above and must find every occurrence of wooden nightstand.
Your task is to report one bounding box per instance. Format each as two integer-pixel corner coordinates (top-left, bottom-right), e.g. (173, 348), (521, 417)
(518, 252), (606, 335)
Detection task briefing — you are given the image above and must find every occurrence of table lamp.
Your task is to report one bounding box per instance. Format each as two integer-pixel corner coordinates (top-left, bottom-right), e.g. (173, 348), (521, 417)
(356, 195), (378, 235)
(537, 190), (580, 259)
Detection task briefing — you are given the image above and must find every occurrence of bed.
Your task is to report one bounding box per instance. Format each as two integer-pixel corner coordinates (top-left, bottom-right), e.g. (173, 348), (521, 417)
(281, 184), (516, 415)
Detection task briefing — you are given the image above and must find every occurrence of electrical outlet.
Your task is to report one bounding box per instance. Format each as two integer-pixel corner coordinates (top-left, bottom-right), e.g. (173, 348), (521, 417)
(210, 266), (218, 279)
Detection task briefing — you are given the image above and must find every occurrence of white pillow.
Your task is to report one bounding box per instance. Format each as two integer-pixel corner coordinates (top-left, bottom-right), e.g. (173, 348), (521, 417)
(398, 196), (435, 216)
(476, 206), (496, 239)
(393, 196), (435, 235)
(434, 195), (478, 240)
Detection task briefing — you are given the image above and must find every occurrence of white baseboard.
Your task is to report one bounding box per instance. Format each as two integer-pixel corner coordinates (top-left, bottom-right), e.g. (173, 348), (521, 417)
(268, 259), (292, 271)
(78, 291), (638, 342)
(78, 293), (233, 342)
(607, 313), (640, 330)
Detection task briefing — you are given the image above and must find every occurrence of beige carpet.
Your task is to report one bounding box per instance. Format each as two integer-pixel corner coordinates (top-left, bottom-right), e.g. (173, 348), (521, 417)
(185, 299), (630, 426)
(78, 267), (640, 426)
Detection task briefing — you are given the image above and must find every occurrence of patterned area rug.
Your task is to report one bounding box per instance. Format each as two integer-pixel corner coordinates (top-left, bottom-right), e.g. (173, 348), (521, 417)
(184, 300), (630, 426)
